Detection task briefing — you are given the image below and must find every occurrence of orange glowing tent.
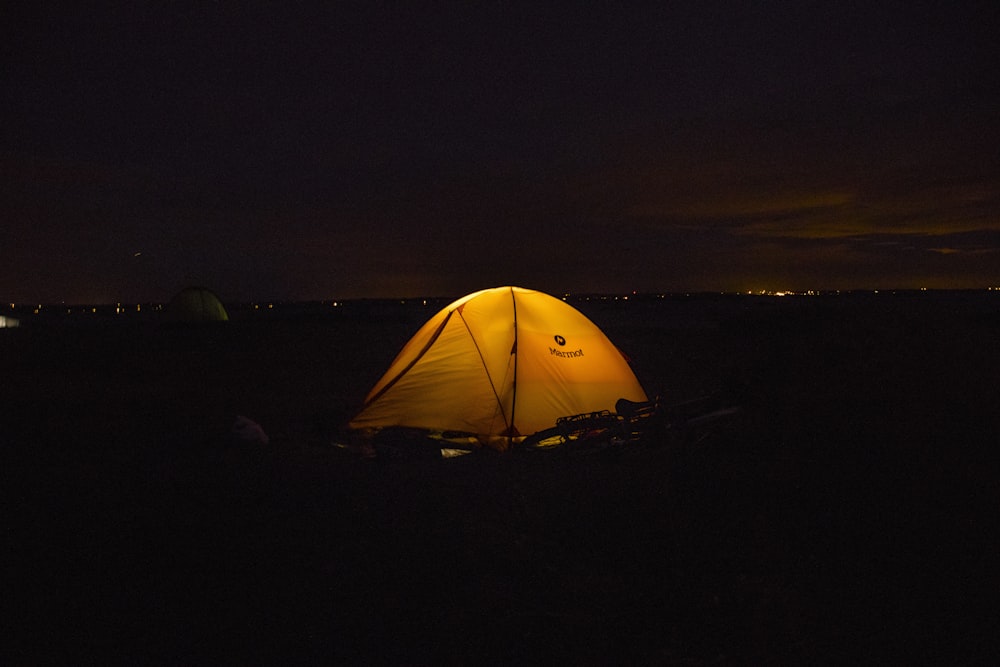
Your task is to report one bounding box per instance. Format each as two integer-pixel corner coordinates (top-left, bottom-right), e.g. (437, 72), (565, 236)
(349, 286), (647, 447)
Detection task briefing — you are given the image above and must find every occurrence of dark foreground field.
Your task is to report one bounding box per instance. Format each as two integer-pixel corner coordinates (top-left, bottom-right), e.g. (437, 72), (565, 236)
(4, 293), (998, 664)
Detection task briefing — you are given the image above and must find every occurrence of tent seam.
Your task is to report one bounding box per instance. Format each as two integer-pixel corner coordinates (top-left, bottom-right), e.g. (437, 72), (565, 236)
(361, 309), (454, 408)
(456, 307), (511, 432)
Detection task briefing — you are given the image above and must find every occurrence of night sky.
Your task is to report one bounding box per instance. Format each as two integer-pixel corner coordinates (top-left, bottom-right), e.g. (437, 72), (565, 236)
(4, 2), (999, 304)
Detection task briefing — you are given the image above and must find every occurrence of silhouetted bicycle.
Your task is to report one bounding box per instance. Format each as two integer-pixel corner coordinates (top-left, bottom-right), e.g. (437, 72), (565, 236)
(520, 395), (740, 452)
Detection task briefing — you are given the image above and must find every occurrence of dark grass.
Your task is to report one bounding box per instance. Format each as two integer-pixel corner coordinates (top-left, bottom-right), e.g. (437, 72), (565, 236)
(3, 293), (999, 664)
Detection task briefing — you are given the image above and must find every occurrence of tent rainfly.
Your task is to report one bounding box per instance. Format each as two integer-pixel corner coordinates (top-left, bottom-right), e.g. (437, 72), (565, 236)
(349, 286), (647, 448)
(165, 286), (229, 322)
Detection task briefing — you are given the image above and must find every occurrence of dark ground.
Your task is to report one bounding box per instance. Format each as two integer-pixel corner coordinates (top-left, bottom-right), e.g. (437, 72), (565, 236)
(3, 293), (998, 664)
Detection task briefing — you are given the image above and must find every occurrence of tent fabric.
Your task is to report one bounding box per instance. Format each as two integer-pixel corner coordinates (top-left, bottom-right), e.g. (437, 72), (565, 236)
(349, 286), (647, 444)
(165, 286), (229, 322)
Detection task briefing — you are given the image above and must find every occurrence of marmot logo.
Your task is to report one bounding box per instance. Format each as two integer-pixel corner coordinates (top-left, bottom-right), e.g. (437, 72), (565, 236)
(554, 335), (566, 346)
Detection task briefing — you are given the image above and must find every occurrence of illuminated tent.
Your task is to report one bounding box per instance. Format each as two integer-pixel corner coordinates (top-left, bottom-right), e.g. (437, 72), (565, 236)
(165, 286), (229, 322)
(349, 286), (647, 447)
(0, 315), (19, 328)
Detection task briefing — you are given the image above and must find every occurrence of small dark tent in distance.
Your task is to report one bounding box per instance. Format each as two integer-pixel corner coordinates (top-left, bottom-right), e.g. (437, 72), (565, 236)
(350, 286), (647, 449)
(164, 286), (229, 322)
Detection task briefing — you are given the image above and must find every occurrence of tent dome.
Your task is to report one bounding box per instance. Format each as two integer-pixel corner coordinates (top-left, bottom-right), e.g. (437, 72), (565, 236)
(165, 286), (229, 322)
(350, 286), (647, 445)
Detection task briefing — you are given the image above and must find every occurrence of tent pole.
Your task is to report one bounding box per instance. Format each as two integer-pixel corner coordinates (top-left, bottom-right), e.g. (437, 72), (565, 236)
(509, 287), (518, 448)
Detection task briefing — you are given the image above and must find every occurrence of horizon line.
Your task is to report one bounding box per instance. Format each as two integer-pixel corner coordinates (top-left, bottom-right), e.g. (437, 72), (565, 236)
(7, 287), (1000, 310)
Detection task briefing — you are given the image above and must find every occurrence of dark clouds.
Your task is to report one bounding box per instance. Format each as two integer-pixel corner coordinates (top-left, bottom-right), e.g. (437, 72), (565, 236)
(2, 2), (999, 302)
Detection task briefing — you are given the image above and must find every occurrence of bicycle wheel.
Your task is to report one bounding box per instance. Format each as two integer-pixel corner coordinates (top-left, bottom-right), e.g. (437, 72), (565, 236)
(521, 426), (567, 450)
